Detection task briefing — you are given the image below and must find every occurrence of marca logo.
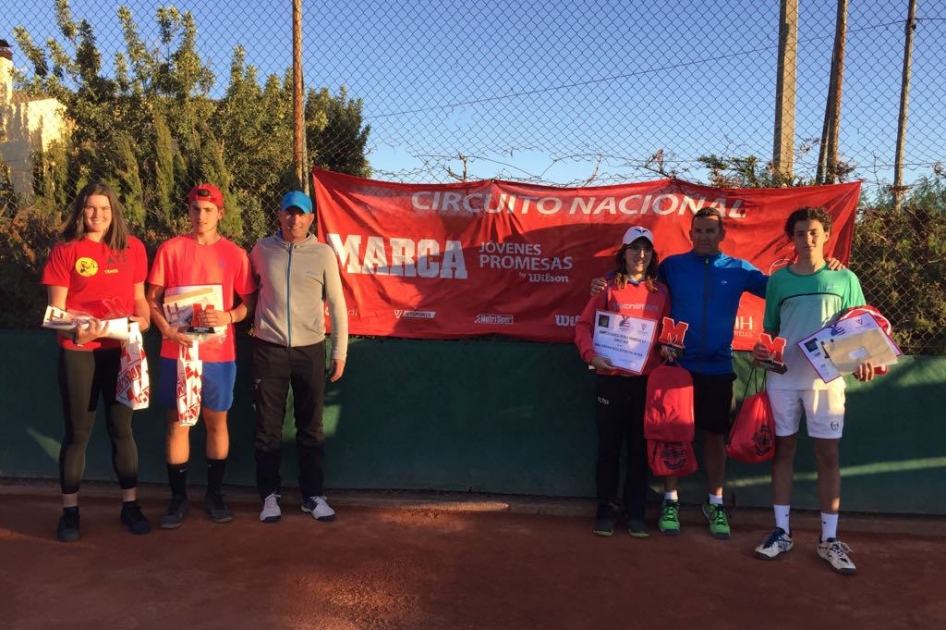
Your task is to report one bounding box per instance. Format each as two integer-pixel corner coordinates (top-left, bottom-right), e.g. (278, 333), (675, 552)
(554, 315), (580, 327)
(474, 314), (514, 325)
(393, 310), (436, 320)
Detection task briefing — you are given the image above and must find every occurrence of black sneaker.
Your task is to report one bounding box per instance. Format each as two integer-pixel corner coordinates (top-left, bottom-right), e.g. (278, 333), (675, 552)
(593, 503), (617, 537)
(57, 508), (80, 543)
(205, 493), (234, 524)
(120, 503), (152, 535)
(159, 495), (189, 529)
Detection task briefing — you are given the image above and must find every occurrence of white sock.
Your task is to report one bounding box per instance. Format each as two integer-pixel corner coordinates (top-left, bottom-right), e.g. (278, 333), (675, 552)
(664, 491), (678, 503)
(774, 505), (791, 534)
(708, 494), (723, 506)
(821, 512), (839, 541)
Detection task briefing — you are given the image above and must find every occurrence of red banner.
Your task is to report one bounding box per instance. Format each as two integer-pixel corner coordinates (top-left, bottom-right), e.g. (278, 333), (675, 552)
(313, 169), (861, 350)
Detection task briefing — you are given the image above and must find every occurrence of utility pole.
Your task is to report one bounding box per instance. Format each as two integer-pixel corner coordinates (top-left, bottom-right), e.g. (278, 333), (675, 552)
(893, 0), (918, 213)
(817, 0), (848, 184)
(292, 0), (307, 193)
(773, 0), (799, 180)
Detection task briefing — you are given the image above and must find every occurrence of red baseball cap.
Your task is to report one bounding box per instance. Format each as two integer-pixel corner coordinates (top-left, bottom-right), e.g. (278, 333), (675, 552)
(187, 183), (224, 208)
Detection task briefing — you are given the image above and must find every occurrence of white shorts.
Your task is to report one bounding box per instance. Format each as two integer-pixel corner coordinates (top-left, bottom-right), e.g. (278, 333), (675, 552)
(766, 387), (846, 439)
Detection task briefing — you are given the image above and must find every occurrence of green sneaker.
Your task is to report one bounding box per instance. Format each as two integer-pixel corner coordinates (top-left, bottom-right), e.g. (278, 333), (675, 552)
(658, 500), (680, 536)
(702, 502), (731, 540)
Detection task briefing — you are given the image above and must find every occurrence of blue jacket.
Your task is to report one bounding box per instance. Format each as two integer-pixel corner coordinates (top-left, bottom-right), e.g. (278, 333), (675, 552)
(658, 251), (767, 375)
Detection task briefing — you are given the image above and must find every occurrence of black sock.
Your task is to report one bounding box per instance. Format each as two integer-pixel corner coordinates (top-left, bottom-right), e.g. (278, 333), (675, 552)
(168, 463), (188, 498)
(122, 500), (137, 510)
(206, 458), (227, 496)
(63, 506), (79, 515)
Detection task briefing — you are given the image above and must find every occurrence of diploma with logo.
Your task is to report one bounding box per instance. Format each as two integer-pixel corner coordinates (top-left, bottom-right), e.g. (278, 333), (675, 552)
(163, 285), (226, 337)
(797, 315), (902, 383)
(42, 305), (131, 340)
(592, 311), (658, 375)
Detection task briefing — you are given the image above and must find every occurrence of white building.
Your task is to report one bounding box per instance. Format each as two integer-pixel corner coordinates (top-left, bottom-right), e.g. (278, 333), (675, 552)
(0, 40), (69, 198)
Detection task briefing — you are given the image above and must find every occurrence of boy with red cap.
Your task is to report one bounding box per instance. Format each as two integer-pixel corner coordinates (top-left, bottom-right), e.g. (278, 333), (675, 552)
(147, 184), (256, 528)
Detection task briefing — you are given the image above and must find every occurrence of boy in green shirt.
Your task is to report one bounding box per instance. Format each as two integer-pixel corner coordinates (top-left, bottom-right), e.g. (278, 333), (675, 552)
(752, 207), (876, 575)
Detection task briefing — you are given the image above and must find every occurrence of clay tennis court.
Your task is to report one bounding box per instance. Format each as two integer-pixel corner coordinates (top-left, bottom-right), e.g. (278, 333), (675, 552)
(1, 483), (942, 630)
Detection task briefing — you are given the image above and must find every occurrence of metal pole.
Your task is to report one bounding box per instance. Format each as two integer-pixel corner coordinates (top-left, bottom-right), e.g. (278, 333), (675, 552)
(817, 0), (848, 184)
(893, 0), (918, 213)
(292, 0), (306, 193)
(773, 0), (798, 180)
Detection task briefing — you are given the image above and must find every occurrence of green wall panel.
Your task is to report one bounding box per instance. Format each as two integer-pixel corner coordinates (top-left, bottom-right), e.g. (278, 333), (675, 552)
(1, 331), (943, 514)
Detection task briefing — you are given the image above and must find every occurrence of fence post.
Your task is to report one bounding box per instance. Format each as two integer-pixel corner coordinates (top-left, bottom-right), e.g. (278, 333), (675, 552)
(893, 0), (919, 213)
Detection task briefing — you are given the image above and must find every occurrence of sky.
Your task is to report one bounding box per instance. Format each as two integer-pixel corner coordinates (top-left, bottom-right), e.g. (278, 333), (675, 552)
(5, 0), (945, 194)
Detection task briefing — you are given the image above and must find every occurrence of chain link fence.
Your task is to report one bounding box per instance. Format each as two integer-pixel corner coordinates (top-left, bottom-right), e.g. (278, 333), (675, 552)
(2, 0), (944, 353)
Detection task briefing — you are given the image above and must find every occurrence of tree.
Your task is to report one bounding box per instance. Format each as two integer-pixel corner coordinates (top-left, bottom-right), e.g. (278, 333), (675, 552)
(851, 177), (946, 355)
(306, 86), (372, 178)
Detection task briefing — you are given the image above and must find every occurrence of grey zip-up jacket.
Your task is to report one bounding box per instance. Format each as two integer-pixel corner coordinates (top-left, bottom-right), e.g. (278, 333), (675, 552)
(250, 233), (348, 361)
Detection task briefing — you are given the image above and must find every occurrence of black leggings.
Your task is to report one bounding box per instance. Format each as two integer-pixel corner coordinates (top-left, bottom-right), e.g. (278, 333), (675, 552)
(594, 373), (649, 519)
(58, 348), (139, 494)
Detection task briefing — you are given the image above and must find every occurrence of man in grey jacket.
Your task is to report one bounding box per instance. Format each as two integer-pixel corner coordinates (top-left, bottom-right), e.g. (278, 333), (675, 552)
(250, 190), (349, 523)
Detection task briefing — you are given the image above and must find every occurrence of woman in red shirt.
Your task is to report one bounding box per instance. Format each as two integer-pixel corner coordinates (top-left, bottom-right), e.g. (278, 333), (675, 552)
(42, 182), (152, 542)
(575, 226), (670, 537)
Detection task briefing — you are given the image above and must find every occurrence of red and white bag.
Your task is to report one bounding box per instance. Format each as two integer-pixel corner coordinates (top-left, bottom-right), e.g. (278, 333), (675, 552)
(176, 341), (202, 426)
(116, 322), (150, 410)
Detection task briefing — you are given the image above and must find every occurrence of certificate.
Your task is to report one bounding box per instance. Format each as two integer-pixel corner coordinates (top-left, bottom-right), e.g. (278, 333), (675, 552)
(797, 314), (902, 383)
(592, 311), (658, 375)
(42, 305), (130, 340)
(163, 285), (226, 337)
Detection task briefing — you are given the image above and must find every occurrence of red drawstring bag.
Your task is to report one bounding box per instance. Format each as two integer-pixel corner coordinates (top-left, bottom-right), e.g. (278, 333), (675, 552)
(727, 369), (776, 464)
(648, 440), (698, 477)
(644, 364), (695, 442)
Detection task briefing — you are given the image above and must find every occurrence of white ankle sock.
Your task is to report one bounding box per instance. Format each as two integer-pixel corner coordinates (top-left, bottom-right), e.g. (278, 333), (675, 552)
(821, 512), (839, 541)
(774, 505), (791, 534)
(708, 494), (723, 506)
(664, 491), (678, 502)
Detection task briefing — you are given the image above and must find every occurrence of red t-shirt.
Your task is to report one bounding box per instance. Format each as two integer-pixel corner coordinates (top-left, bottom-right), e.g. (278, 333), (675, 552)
(574, 279), (671, 377)
(42, 236), (148, 351)
(148, 235), (255, 362)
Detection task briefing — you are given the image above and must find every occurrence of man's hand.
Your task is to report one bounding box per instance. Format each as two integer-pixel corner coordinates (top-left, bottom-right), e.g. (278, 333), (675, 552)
(752, 342), (774, 362)
(853, 361), (875, 382)
(825, 257), (846, 271)
(590, 277), (607, 296)
(589, 356), (613, 371)
(329, 359), (346, 382)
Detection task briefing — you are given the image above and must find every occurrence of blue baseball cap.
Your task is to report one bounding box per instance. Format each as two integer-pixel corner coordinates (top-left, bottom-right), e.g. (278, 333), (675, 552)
(280, 191), (313, 214)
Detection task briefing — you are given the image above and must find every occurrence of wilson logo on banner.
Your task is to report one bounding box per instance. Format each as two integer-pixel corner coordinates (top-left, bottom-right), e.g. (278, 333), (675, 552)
(314, 169), (860, 347)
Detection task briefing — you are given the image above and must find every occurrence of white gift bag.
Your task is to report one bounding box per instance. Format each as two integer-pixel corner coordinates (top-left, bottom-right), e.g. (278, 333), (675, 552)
(116, 322), (150, 410)
(176, 341), (203, 426)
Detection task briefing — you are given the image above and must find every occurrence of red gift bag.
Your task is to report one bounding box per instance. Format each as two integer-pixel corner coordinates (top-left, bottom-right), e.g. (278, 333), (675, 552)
(648, 440), (698, 477)
(644, 364), (695, 442)
(727, 368), (775, 464)
(727, 392), (775, 464)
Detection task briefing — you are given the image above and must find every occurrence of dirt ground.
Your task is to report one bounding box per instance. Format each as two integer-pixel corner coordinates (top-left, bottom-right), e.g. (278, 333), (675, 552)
(0, 485), (943, 630)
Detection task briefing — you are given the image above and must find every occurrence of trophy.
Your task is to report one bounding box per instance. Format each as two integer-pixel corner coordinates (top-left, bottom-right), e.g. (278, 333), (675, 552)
(658, 317), (688, 357)
(755, 333), (788, 374)
(187, 303), (216, 334)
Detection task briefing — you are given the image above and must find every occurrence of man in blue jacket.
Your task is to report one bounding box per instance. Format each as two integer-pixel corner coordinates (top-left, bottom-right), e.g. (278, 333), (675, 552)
(655, 207), (766, 539)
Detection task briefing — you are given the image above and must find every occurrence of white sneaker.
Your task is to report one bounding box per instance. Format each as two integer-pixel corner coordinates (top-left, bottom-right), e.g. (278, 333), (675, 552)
(818, 538), (856, 575)
(754, 527), (794, 560)
(302, 495), (336, 522)
(259, 493), (281, 523)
